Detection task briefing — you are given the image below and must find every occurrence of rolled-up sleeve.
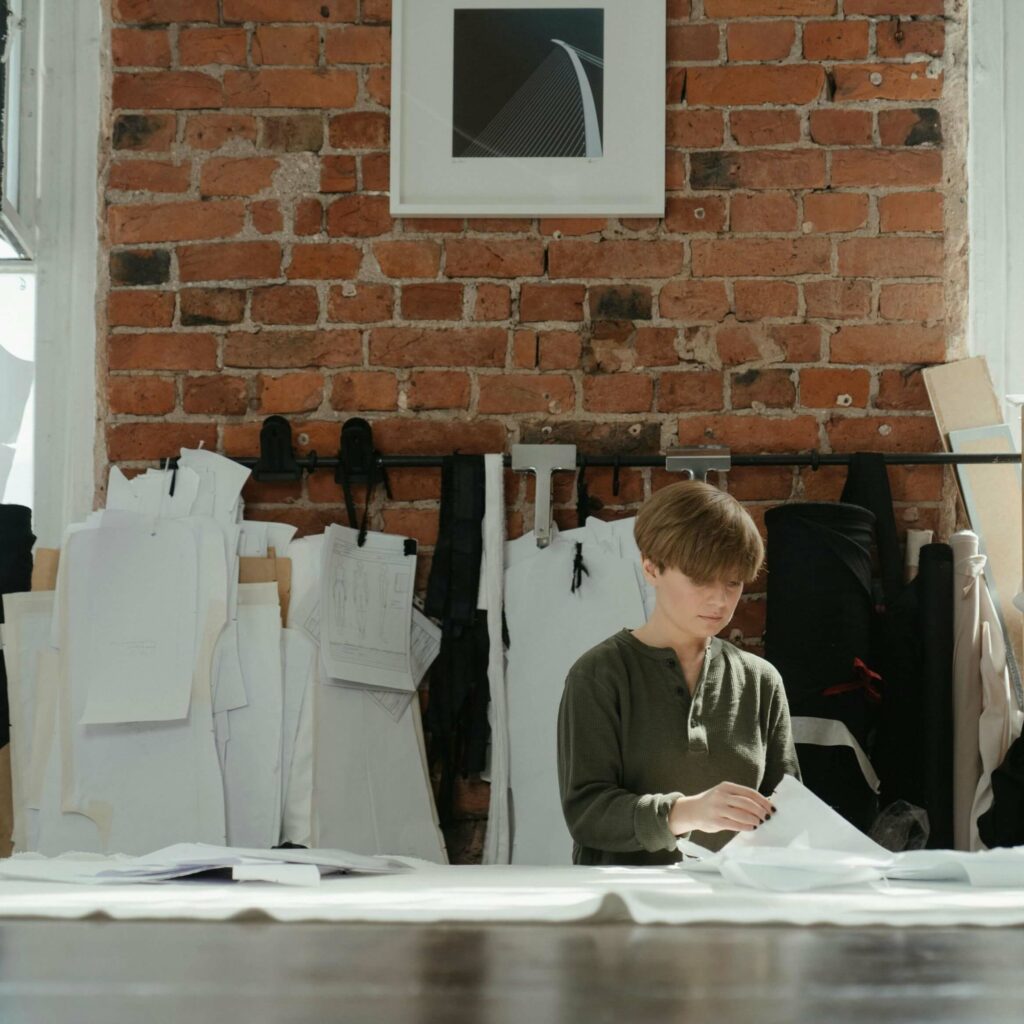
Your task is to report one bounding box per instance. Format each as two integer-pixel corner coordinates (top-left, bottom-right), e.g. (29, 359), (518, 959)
(557, 670), (682, 854)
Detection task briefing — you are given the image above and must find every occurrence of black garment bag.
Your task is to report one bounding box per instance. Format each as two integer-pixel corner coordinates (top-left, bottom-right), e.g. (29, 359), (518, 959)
(764, 499), (880, 831)
(423, 455), (491, 829)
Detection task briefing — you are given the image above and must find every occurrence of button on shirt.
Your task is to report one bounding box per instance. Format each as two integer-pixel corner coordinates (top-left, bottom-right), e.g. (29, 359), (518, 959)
(556, 628), (801, 866)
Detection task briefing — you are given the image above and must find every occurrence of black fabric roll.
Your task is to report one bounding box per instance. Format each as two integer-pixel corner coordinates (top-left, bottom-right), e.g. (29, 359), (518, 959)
(0, 505), (35, 748)
(879, 543), (955, 848)
(764, 501), (879, 831)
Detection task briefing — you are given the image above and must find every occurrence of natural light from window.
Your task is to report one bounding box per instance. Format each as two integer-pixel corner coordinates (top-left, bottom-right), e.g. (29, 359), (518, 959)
(0, 271), (35, 508)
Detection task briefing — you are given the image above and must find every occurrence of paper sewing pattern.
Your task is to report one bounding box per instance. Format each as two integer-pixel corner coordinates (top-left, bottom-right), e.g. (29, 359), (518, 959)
(320, 524), (418, 691)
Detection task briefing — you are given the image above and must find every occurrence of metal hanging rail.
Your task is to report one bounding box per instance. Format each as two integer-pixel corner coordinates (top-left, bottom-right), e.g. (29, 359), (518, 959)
(145, 416), (1023, 547)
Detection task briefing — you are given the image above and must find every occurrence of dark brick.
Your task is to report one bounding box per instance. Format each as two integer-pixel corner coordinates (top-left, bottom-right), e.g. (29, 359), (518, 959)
(590, 286), (653, 321)
(906, 108), (942, 146)
(690, 152), (738, 190)
(113, 114), (174, 150)
(259, 114), (324, 152)
(109, 248), (171, 285)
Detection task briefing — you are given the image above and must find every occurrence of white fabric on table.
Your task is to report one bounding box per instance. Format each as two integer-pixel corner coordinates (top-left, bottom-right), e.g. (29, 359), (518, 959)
(0, 864), (1024, 927)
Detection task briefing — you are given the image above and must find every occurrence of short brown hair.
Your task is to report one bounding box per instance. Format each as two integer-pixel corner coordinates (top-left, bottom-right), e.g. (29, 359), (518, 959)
(633, 480), (764, 584)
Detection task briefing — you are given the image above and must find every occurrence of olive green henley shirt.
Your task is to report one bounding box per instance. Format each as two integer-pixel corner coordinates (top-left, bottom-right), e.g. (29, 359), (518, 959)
(557, 628), (801, 866)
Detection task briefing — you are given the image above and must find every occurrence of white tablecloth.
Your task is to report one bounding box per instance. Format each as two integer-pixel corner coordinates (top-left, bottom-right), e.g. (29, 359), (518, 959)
(0, 865), (1023, 927)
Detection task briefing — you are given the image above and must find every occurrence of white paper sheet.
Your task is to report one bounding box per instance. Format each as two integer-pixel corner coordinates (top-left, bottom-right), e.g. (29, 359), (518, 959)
(178, 447), (251, 526)
(320, 524), (418, 691)
(24, 649), (103, 856)
(0, 843), (412, 886)
(0, 343), (34, 444)
(239, 521), (298, 558)
(281, 628), (315, 844)
(313, 679), (447, 863)
(282, 658), (315, 846)
(58, 525), (226, 854)
(66, 514), (198, 725)
(726, 775), (889, 857)
(106, 465), (201, 520)
(505, 532), (646, 865)
(410, 607), (442, 687)
(224, 587), (283, 847)
(2, 592), (56, 851)
(286, 534), (325, 639)
(481, 453), (511, 865)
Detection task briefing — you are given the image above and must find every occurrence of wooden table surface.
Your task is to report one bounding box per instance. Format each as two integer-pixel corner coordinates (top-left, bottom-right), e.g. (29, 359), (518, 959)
(0, 919), (1020, 1023)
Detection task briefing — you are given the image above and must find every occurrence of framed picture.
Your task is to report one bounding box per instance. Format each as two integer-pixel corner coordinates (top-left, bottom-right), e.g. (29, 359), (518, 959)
(390, 0), (666, 218)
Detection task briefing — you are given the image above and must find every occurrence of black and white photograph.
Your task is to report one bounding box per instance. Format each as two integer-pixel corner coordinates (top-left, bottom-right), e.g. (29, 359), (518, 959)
(451, 8), (604, 159)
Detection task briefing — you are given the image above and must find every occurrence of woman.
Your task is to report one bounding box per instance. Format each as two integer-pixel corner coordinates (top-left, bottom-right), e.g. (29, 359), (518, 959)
(556, 480), (801, 865)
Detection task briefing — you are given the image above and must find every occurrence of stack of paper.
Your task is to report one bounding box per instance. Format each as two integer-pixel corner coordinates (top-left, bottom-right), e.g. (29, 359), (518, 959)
(0, 842), (414, 887)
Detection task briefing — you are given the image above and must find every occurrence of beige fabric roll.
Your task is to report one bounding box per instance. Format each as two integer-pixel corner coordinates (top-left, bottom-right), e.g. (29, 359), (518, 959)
(951, 530), (985, 851)
(971, 578), (1024, 850)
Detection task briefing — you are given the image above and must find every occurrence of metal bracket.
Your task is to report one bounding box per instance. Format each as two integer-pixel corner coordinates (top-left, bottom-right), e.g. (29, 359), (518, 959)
(511, 444), (577, 548)
(664, 446), (732, 482)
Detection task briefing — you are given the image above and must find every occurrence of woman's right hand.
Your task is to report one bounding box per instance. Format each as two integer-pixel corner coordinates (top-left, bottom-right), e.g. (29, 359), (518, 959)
(669, 782), (775, 835)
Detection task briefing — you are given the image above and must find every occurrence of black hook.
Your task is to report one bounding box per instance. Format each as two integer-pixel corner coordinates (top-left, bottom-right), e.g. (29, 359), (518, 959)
(612, 454), (621, 497)
(162, 456), (178, 498)
(253, 416), (301, 482)
(810, 449), (821, 472)
(336, 418), (385, 546)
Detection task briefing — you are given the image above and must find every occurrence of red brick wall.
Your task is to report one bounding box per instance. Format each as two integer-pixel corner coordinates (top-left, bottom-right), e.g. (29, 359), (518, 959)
(103, 0), (960, 856)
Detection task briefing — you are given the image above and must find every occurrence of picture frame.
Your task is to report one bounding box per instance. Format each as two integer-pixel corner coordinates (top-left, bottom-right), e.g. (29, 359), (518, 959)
(389, 0), (666, 218)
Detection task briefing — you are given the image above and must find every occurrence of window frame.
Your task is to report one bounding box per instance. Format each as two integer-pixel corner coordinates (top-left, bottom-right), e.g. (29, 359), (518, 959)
(969, 0), (1024, 432)
(1, 0), (39, 262)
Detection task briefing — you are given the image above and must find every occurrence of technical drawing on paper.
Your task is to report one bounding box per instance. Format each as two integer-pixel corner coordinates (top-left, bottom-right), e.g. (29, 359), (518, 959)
(322, 528), (417, 690)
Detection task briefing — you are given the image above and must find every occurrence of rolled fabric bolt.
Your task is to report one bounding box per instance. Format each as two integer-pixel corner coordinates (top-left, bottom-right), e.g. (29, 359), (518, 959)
(905, 529), (934, 583)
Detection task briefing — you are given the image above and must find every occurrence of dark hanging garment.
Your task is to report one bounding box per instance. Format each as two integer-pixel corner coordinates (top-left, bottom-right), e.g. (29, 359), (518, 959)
(977, 734), (1024, 847)
(0, 505), (35, 748)
(764, 500), (880, 831)
(423, 455), (491, 829)
(838, 455), (956, 848)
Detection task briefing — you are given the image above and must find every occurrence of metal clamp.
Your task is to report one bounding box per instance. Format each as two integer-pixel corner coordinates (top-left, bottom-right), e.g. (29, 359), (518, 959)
(664, 446), (731, 482)
(511, 444), (577, 548)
